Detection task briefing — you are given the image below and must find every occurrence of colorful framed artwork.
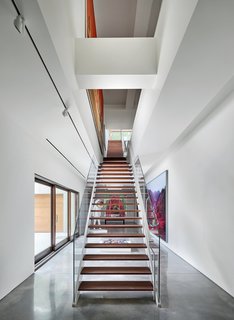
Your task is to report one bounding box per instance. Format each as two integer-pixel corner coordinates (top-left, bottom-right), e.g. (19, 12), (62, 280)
(146, 170), (168, 242)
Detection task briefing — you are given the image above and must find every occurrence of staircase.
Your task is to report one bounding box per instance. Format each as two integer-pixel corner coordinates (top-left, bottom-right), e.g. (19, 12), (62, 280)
(77, 157), (154, 297)
(106, 141), (123, 158)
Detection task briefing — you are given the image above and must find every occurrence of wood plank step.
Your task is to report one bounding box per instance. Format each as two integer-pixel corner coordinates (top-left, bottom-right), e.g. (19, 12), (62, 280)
(91, 210), (140, 212)
(100, 164), (130, 166)
(87, 233), (145, 238)
(91, 203), (138, 206)
(100, 165), (131, 168)
(97, 176), (133, 178)
(102, 162), (128, 164)
(103, 158), (127, 161)
(81, 267), (151, 274)
(88, 224), (142, 229)
(96, 181), (135, 184)
(93, 197), (137, 200)
(100, 169), (132, 171)
(79, 281), (153, 291)
(97, 176), (134, 180)
(83, 254), (149, 260)
(95, 191), (137, 194)
(99, 169), (132, 172)
(85, 243), (147, 248)
(95, 186), (135, 189)
(95, 187), (135, 189)
(97, 173), (133, 176)
(89, 217), (141, 220)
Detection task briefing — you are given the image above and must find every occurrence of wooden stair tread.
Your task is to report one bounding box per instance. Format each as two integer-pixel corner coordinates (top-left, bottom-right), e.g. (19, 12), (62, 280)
(96, 182), (135, 184)
(102, 160), (128, 162)
(95, 184), (135, 186)
(97, 177), (134, 180)
(95, 191), (137, 194)
(99, 169), (132, 171)
(87, 233), (145, 238)
(81, 267), (151, 274)
(101, 160), (129, 162)
(103, 157), (126, 160)
(93, 196), (137, 199)
(88, 224), (142, 228)
(97, 173), (133, 176)
(79, 281), (153, 291)
(89, 217), (141, 219)
(90, 210), (140, 212)
(91, 203), (138, 206)
(95, 187), (135, 190)
(85, 243), (147, 248)
(83, 254), (149, 260)
(99, 162), (132, 167)
(100, 165), (131, 167)
(96, 185), (135, 187)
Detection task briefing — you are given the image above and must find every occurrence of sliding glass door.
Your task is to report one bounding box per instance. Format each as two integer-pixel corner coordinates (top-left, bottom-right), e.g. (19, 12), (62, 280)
(34, 182), (52, 258)
(55, 188), (68, 246)
(71, 192), (78, 236)
(34, 179), (79, 263)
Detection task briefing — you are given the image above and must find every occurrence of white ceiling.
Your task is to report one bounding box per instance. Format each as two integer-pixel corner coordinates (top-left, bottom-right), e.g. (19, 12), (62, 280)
(103, 90), (140, 109)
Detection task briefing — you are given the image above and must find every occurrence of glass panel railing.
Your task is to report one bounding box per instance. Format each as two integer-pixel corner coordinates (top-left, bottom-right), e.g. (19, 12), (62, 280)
(73, 158), (98, 305)
(131, 155), (161, 307)
(134, 157), (159, 232)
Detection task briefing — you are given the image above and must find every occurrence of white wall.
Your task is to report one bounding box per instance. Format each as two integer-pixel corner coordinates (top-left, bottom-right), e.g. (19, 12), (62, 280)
(105, 109), (136, 129)
(76, 38), (157, 75)
(37, 0), (102, 163)
(0, 111), (85, 300)
(145, 92), (234, 297)
(132, 0), (198, 154)
(75, 37), (157, 89)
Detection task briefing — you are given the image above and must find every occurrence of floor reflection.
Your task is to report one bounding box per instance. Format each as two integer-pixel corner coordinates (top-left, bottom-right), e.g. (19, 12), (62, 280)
(0, 242), (234, 320)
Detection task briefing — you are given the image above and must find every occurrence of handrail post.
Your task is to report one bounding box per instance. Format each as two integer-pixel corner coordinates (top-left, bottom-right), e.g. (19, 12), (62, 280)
(156, 236), (161, 307)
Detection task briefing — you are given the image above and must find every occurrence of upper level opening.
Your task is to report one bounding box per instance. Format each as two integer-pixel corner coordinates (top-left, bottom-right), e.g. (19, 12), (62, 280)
(90, 0), (162, 38)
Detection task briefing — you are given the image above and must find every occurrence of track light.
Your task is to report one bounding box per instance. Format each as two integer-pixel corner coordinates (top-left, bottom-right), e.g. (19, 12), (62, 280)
(62, 105), (70, 117)
(14, 15), (25, 34)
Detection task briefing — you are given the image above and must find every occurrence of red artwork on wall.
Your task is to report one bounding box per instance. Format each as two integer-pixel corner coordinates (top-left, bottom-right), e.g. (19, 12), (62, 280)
(146, 171), (168, 242)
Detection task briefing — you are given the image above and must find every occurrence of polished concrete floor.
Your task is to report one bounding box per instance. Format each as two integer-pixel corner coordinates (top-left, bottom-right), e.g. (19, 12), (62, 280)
(0, 242), (233, 320)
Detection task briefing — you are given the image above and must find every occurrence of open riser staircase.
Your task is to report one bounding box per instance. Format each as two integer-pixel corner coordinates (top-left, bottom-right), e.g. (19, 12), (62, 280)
(74, 157), (159, 304)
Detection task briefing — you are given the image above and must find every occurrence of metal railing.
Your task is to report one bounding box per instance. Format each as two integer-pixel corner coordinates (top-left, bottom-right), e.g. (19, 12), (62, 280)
(72, 158), (98, 306)
(129, 151), (161, 307)
(149, 236), (161, 306)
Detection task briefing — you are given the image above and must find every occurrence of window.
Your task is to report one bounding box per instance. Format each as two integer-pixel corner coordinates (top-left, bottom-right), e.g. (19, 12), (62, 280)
(55, 188), (68, 245)
(71, 192), (78, 236)
(108, 129), (132, 141)
(34, 178), (79, 263)
(34, 182), (52, 256)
